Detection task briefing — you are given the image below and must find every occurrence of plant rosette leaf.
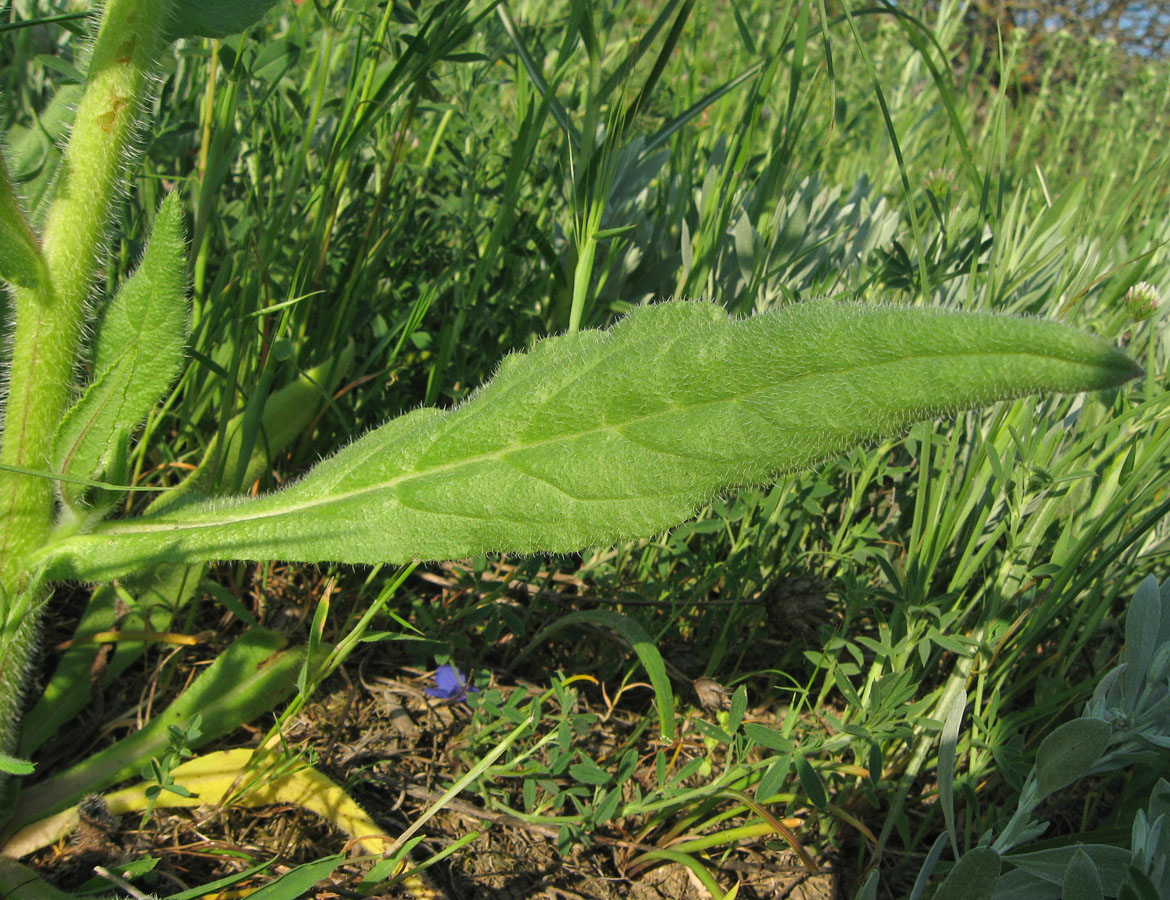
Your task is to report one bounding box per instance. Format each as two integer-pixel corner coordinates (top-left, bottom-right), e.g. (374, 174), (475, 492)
(34, 300), (1141, 583)
(50, 192), (188, 513)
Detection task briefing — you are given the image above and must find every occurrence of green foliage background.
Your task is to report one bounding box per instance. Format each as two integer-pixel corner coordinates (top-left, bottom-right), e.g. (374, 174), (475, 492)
(2, 0), (1168, 895)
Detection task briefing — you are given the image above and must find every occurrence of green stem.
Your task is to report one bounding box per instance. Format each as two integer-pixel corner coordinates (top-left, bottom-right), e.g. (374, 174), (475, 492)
(0, 0), (175, 758)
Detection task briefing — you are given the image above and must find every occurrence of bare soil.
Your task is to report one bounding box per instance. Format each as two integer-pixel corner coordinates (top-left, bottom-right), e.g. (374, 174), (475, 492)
(22, 565), (853, 899)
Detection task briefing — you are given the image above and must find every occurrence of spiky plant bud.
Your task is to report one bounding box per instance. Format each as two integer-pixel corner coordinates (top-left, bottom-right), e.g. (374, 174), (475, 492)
(1123, 282), (1161, 321)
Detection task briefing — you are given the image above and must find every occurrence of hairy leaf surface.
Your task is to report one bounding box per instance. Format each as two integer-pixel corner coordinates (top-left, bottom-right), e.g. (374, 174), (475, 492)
(37, 301), (1140, 582)
(0, 153), (45, 290)
(50, 192), (188, 511)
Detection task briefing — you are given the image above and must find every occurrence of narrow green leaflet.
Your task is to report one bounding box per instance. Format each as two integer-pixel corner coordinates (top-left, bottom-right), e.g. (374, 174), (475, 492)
(237, 855), (347, 900)
(36, 300), (1140, 582)
(50, 193), (188, 511)
(0, 751), (33, 776)
(518, 609), (676, 739)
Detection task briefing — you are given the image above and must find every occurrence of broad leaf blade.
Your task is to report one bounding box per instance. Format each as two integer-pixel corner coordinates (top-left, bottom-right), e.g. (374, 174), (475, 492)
(51, 192), (188, 510)
(39, 301), (1140, 581)
(1034, 716), (1111, 799)
(934, 847), (1000, 900)
(166, 1), (280, 41)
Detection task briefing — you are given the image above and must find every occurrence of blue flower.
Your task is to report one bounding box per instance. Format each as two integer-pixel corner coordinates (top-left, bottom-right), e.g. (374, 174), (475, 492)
(425, 663), (478, 703)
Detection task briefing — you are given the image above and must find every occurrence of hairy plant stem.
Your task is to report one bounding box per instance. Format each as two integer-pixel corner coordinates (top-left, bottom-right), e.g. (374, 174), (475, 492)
(0, 0), (175, 759)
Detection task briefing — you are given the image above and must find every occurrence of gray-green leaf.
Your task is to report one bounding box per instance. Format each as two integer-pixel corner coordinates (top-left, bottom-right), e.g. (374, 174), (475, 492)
(51, 192), (188, 511)
(1124, 576), (1162, 710)
(1004, 844), (1130, 893)
(1062, 849), (1105, 900)
(934, 847), (1000, 900)
(1034, 717), (1112, 800)
(37, 300), (1140, 582)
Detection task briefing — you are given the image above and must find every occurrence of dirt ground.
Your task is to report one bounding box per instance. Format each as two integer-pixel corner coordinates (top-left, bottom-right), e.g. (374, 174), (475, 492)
(23, 566), (854, 899)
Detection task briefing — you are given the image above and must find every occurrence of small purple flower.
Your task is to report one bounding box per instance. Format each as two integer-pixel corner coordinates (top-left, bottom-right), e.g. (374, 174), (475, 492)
(425, 663), (479, 704)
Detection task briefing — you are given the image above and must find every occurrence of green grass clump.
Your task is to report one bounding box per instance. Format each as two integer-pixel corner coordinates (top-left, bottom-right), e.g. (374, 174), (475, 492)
(2, 0), (1167, 897)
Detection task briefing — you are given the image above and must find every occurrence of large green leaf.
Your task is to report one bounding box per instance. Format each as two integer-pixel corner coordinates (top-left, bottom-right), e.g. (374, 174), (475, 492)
(50, 192), (188, 512)
(36, 300), (1140, 582)
(166, 1), (280, 41)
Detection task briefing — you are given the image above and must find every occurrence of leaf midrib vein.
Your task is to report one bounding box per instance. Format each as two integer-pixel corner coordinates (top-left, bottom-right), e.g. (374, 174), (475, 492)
(85, 346), (1094, 539)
